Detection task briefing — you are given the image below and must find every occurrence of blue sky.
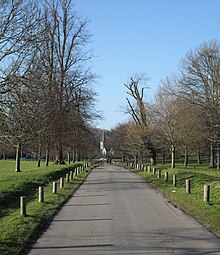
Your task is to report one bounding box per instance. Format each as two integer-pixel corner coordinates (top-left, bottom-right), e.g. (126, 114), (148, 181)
(74, 0), (220, 130)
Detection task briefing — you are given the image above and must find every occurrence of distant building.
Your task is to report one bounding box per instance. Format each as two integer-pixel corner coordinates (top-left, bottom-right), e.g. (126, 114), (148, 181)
(100, 129), (106, 157)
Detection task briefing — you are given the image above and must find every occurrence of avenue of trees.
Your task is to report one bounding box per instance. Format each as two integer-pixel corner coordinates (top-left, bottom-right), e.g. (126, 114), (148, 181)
(109, 40), (220, 169)
(1, 1), (219, 171)
(0, 0), (100, 171)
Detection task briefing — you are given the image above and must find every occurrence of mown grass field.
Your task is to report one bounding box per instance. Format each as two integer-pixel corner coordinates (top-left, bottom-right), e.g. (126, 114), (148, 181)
(0, 159), (94, 255)
(128, 161), (220, 237)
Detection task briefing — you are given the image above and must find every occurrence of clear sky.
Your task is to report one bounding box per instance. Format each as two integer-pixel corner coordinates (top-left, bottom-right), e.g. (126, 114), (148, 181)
(74, 0), (220, 130)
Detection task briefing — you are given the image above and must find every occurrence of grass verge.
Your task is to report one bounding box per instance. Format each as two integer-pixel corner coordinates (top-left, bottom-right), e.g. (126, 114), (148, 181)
(0, 160), (95, 255)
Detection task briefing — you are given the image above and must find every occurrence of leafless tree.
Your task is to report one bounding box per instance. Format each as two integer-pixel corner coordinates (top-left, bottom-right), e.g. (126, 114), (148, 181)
(108, 123), (128, 162)
(0, 0), (41, 96)
(124, 75), (157, 165)
(35, 0), (97, 164)
(177, 40), (220, 168)
(153, 86), (198, 168)
(0, 0), (99, 170)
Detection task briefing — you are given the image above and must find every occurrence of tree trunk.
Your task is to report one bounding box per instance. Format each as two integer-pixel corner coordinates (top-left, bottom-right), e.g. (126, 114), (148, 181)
(197, 148), (201, 164)
(210, 143), (216, 168)
(122, 154), (126, 163)
(15, 143), (21, 172)
(67, 151), (71, 164)
(161, 148), (165, 165)
(171, 145), (176, 169)
(134, 155), (138, 165)
(37, 141), (42, 167)
(139, 154), (143, 164)
(72, 150), (75, 163)
(143, 137), (157, 165)
(184, 146), (189, 168)
(75, 150), (79, 162)
(45, 144), (50, 166)
(217, 143), (220, 169)
(55, 143), (65, 164)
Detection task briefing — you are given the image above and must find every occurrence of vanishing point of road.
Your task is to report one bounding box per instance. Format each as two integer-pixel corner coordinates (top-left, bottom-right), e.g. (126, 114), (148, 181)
(28, 163), (220, 255)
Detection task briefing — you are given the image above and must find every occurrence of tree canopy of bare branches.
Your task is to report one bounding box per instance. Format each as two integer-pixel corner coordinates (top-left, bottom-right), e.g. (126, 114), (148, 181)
(0, 0), (100, 170)
(125, 75), (157, 165)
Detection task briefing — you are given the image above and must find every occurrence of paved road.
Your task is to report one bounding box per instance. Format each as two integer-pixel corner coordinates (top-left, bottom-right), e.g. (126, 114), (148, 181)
(28, 164), (220, 255)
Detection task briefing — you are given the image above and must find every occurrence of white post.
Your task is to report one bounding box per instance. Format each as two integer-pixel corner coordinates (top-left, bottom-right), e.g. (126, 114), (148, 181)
(164, 172), (168, 182)
(20, 196), (26, 217)
(53, 182), (57, 194)
(157, 169), (161, 178)
(66, 173), (69, 183)
(60, 177), (64, 188)
(186, 179), (191, 194)
(204, 184), (210, 202)
(153, 167), (156, 175)
(173, 175), (176, 187)
(39, 186), (44, 202)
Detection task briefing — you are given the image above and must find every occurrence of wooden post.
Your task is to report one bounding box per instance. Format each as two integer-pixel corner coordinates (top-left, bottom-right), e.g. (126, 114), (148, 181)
(60, 177), (64, 188)
(164, 172), (168, 182)
(147, 166), (151, 173)
(157, 169), (161, 178)
(70, 170), (73, 179)
(66, 173), (70, 183)
(20, 196), (26, 217)
(186, 179), (191, 194)
(173, 175), (176, 187)
(204, 184), (210, 202)
(39, 186), (44, 202)
(153, 167), (156, 175)
(53, 182), (57, 194)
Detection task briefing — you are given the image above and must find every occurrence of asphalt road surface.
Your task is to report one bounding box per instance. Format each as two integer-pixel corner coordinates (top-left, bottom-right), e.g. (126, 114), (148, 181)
(28, 164), (220, 255)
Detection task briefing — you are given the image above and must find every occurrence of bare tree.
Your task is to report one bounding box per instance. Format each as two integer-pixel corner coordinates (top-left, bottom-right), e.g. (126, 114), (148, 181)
(153, 86), (198, 168)
(124, 75), (157, 165)
(0, 0), (41, 96)
(109, 123), (130, 162)
(177, 40), (220, 168)
(1, 82), (35, 171)
(36, 0), (97, 164)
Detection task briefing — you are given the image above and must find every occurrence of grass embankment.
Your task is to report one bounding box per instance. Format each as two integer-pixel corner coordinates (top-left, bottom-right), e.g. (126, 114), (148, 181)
(0, 160), (95, 255)
(127, 162), (220, 236)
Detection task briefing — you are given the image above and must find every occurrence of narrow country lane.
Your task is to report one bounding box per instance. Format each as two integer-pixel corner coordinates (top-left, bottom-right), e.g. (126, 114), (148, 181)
(28, 164), (220, 255)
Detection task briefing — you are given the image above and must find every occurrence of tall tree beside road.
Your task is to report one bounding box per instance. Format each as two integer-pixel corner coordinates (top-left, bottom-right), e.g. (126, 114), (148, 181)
(125, 76), (157, 165)
(153, 87), (199, 168)
(177, 40), (220, 168)
(38, 0), (96, 164)
(0, 0), (43, 171)
(0, 0), (99, 168)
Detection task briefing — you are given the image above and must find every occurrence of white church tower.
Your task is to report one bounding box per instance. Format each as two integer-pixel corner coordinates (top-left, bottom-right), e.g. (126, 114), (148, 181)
(100, 129), (106, 157)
